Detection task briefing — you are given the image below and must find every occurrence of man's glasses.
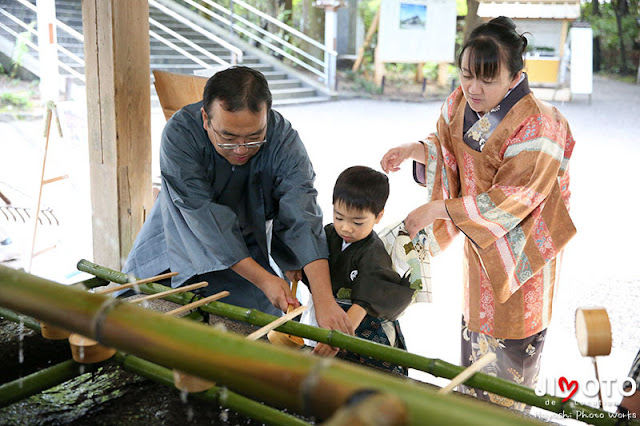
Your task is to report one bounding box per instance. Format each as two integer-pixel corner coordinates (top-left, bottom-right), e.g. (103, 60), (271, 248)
(210, 122), (266, 150)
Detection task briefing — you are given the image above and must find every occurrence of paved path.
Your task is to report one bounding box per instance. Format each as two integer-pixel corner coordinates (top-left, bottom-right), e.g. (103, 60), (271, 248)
(1, 76), (639, 420)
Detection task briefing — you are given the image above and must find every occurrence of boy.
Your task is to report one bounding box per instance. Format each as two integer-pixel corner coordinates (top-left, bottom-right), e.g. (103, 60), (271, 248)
(307, 166), (415, 375)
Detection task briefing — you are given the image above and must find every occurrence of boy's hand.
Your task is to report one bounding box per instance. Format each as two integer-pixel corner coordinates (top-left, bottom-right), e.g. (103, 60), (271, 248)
(313, 342), (339, 357)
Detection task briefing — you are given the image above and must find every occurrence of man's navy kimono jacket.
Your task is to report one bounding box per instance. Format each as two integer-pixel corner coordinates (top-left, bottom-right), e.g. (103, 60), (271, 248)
(123, 101), (328, 311)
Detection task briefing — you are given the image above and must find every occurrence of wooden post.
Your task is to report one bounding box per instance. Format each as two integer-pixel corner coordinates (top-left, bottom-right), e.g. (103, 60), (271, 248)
(415, 62), (424, 83)
(81, 0), (152, 270)
(437, 62), (449, 87)
(352, 5), (380, 73)
(374, 46), (385, 87)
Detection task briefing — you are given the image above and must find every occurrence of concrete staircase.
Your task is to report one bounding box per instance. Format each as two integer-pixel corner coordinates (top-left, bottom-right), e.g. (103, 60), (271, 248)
(0, 0), (331, 105)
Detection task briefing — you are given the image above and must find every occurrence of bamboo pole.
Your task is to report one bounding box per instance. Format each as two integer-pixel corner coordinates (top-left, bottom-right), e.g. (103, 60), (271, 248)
(0, 265), (541, 425)
(0, 359), (94, 408)
(114, 353), (310, 426)
(74, 260), (628, 425)
(0, 306), (42, 330)
(0, 314), (308, 426)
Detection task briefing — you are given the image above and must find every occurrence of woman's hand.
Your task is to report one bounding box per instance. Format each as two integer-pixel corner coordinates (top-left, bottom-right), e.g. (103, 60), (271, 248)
(404, 200), (449, 239)
(380, 142), (425, 173)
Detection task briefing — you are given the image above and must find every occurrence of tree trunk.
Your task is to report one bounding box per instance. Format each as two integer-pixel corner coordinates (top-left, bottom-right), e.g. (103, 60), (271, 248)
(463, 0), (483, 43)
(280, 0), (293, 27)
(591, 0), (602, 72)
(613, 0), (629, 73)
(300, 0), (325, 59)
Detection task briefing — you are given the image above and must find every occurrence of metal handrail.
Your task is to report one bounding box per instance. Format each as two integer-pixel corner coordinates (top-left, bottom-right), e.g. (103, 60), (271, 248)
(176, 0), (335, 86)
(149, 30), (214, 70)
(0, 9), (83, 66)
(149, 17), (228, 67)
(0, 21), (84, 81)
(234, 0), (334, 55)
(149, 0), (242, 64)
(13, 0), (84, 43)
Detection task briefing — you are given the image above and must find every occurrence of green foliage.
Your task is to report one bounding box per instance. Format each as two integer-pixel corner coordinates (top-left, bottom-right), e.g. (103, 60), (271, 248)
(0, 91), (33, 110)
(457, 0), (468, 16)
(10, 22), (34, 79)
(343, 69), (383, 94)
(582, 0), (640, 75)
(358, 0), (381, 30)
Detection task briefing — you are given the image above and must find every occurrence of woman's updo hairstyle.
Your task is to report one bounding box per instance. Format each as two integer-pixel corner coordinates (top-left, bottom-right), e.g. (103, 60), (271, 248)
(457, 16), (528, 80)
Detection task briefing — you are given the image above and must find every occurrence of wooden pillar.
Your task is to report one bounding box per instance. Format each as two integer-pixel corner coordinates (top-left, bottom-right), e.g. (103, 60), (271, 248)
(415, 62), (424, 83)
(437, 62), (449, 86)
(82, 0), (152, 270)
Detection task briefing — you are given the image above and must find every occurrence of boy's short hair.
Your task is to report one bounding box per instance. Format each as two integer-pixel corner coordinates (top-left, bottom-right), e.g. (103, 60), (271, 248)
(333, 166), (389, 216)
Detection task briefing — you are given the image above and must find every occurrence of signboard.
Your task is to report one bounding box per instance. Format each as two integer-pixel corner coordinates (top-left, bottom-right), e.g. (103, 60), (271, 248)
(377, 0), (456, 63)
(569, 25), (593, 95)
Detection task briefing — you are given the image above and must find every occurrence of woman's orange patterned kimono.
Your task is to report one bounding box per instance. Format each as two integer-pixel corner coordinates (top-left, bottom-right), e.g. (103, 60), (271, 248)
(418, 86), (576, 340)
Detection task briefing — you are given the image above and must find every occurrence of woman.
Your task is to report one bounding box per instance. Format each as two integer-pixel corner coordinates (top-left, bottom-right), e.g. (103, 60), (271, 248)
(380, 16), (576, 410)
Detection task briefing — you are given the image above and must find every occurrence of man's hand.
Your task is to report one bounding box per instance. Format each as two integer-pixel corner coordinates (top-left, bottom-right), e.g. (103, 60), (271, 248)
(231, 257), (299, 312)
(285, 270), (302, 284)
(304, 259), (354, 336)
(261, 275), (300, 312)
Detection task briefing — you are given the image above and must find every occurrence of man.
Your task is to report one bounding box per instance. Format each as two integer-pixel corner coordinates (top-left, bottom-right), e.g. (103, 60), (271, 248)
(124, 66), (351, 335)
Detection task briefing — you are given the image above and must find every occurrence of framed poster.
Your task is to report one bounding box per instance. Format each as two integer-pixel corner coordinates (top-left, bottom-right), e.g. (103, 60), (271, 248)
(378, 0), (456, 63)
(399, 3), (427, 30)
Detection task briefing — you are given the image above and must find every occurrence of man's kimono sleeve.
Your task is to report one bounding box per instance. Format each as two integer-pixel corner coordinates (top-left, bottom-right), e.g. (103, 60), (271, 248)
(159, 117), (249, 273)
(268, 114), (327, 271)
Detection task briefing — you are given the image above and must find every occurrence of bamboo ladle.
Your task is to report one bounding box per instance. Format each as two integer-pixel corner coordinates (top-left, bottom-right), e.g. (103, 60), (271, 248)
(575, 307), (612, 409)
(439, 352), (497, 394)
(68, 279), (207, 364)
(267, 280), (305, 348)
(40, 271), (178, 340)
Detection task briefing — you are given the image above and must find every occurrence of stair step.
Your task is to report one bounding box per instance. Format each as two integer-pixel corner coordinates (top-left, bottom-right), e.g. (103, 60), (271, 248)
(267, 79), (302, 90)
(0, 0), (328, 105)
(272, 95), (331, 106)
(270, 87), (317, 100)
(149, 55), (259, 64)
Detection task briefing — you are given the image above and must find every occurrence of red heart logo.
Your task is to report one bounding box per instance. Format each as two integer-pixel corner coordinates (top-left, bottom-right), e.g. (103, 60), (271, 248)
(558, 377), (578, 402)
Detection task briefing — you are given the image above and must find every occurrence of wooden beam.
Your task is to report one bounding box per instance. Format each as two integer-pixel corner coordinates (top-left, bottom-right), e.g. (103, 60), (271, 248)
(82, 0), (152, 270)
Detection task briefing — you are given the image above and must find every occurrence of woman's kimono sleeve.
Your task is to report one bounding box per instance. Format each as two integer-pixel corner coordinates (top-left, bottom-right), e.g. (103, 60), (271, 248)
(160, 116), (250, 273)
(414, 96), (463, 256)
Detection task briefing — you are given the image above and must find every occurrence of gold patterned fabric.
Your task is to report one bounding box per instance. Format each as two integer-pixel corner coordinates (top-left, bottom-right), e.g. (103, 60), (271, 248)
(460, 318), (546, 412)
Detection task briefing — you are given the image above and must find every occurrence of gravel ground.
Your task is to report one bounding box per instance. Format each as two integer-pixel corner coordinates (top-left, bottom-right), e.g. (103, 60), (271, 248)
(1, 75), (639, 424)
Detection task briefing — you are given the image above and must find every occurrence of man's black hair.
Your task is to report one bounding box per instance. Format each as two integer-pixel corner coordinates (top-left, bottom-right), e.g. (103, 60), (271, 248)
(202, 66), (272, 115)
(333, 166), (389, 216)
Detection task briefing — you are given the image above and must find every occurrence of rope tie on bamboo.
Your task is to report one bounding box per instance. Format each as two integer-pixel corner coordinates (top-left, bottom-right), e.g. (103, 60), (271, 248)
(90, 296), (125, 344)
(300, 357), (334, 415)
(345, 389), (380, 406)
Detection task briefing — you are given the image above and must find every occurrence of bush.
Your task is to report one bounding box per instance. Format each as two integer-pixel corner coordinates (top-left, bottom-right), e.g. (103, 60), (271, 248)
(0, 91), (32, 109)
